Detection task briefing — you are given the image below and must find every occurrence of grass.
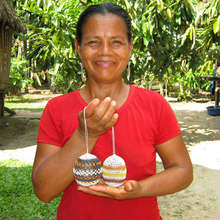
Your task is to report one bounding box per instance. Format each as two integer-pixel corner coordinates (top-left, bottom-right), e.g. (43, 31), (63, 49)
(0, 160), (61, 220)
(4, 95), (46, 112)
(5, 97), (45, 104)
(4, 105), (43, 112)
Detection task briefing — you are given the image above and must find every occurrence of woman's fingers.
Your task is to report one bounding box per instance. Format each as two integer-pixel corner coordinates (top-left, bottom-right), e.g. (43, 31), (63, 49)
(93, 97), (111, 119)
(85, 97), (118, 135)
(100, 100), (117, 126)
(77, 185), (112, 198)
(102, 112), (118, 130)
(77, 184), (123, 199)
(77, 180), (141, 200)
(85, 98), (100, 117)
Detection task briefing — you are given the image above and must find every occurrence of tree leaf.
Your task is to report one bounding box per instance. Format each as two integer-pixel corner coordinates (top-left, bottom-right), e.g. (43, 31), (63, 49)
(213, 16), (220, 34)
(181, 27), (191, 46)
(156, 0), (164, 12)
(167, 8), (172, 19)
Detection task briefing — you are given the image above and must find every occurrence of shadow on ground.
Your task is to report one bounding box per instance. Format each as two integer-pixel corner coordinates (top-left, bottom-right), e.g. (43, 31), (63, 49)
(0, 116), (39, 150)
(0, 104), (220, 150)
(174, 109), (220, 147)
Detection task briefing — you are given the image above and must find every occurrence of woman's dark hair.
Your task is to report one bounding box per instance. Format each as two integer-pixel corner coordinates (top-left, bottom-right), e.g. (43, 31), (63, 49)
(76, 2), (132, 44)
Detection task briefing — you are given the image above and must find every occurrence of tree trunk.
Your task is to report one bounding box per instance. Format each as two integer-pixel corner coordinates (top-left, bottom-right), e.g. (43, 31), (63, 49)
(0, 91), (5, 117)
(159, 82), (164, 96)
(50, 74), (56, 93)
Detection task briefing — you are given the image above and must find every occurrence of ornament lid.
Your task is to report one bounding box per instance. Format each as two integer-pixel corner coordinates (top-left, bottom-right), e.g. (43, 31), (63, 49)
(79, 152), (98, 160)
(104, 154), (126, 167)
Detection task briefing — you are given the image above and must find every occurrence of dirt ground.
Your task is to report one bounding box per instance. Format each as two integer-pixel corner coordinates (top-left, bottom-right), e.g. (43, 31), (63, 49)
(0, 92), (220, 220)
(158, 101), (220, 220)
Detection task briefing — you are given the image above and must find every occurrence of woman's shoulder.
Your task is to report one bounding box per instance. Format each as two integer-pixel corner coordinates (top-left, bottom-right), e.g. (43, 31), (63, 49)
(44, 90), (82, 112)
(130, 85), (176, 123)
(47, 90), (80, 105)
(131, 85), (164, 101)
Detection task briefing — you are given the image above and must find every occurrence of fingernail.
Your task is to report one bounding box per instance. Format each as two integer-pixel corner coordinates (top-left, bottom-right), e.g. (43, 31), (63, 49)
(114, 113), (118, 119)
(93, 98), (100, 104)
(111, 100), (116, 106)
(105, 97), (111, 102)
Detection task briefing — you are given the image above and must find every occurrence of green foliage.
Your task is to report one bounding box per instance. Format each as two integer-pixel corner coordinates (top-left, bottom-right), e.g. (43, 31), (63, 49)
(8, 58), (33, 95)
(0, 160), (60, 219)
(22, 0), (83, 92)
(116, 0), (204, 96)
(11, 0), (220, 98)
(198, 0), (220, 61)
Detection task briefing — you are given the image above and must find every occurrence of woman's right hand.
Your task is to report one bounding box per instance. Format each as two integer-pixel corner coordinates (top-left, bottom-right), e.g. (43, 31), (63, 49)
(78, 97), (118, 139)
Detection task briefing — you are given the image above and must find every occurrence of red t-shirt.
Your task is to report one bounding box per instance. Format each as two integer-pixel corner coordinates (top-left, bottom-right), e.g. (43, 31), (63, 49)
(37, 85), (181, 220)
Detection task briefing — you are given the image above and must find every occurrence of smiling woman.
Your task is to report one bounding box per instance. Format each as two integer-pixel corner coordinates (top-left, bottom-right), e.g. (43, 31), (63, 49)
(75, 13), (132, 86)
(32, 2), (193, 220)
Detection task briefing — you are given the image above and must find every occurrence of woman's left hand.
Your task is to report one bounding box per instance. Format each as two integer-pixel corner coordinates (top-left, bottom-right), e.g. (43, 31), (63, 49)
(77, 180), (142, 200)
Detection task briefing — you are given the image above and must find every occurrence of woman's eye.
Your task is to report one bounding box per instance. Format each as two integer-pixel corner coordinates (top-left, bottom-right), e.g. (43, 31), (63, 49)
(112, 40), (124, 48)
(113, 41), (122, 45)
(88, 41), (98, 46)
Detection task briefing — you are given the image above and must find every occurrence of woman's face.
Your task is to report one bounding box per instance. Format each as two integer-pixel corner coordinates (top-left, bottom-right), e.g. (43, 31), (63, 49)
(75, 13), (133, 84)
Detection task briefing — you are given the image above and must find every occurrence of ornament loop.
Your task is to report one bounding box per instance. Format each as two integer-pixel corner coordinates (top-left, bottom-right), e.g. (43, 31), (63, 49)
(83, 107), (89, 153)
(112, 126), (116, 155)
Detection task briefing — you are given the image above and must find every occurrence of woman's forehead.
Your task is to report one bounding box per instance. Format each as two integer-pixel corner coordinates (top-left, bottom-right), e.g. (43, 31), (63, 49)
(82, 13), (127, 37)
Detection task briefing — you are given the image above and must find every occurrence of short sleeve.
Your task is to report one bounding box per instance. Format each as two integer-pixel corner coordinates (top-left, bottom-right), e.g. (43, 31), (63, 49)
(37, 100), (63, 147)
(155, 96), (181, 145)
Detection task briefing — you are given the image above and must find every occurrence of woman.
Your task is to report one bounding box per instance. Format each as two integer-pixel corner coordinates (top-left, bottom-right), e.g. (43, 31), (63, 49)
(32, 2), (193, 220)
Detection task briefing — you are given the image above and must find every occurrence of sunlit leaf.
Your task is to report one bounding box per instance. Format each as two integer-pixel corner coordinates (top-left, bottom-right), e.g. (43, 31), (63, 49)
(213, 15), (220, 34)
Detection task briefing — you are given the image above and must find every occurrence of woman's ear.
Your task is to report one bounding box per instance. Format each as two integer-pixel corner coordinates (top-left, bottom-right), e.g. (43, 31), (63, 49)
(75, 40), (81, 58)
(129, 39), (133, 57)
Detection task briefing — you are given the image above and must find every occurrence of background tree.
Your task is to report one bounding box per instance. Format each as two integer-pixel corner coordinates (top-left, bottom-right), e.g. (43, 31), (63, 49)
(198, 0), (220, 64)
(10, 0), (218, 99)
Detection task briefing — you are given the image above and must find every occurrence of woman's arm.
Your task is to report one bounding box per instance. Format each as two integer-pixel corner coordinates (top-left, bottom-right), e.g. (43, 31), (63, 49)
(139, 134), (193, 196)
(32, 129), (97, 203)
(77, 134), (193, 199)
(32, 97), (118, 202)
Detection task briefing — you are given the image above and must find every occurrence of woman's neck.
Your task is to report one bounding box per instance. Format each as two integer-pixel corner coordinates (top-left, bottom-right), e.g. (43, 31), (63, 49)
(80, 81), (129, 108)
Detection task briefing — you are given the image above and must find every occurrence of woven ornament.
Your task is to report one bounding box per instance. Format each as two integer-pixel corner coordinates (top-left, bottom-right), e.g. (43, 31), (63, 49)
(73, 107), (102, 186)
(102, 127), (127, 187)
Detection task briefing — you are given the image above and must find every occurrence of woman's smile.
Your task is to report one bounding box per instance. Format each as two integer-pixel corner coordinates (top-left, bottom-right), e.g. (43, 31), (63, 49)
(94, 60), (115, 68)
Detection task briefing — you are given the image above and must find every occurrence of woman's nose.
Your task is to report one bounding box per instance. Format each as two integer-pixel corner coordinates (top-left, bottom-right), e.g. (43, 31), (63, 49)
(99, 41), (111, 55)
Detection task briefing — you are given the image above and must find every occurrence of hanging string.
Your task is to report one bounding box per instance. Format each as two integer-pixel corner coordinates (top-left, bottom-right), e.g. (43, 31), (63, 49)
(84, 107), (116, 155)
(83, 107), (89, 154)
(112, 126), (116, 155)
